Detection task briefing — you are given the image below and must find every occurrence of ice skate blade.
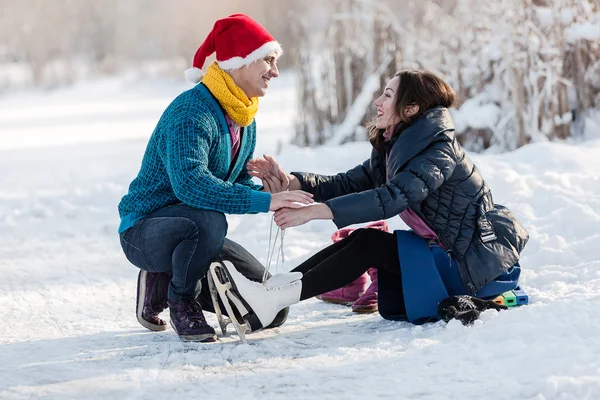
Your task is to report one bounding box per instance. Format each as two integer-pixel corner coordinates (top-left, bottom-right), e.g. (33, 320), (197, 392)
(209, 262), (255, 344)
(207, 271), (232, 336)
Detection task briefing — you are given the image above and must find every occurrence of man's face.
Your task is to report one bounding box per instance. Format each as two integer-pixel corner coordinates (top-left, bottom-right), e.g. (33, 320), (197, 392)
(231, 54), (280, 98)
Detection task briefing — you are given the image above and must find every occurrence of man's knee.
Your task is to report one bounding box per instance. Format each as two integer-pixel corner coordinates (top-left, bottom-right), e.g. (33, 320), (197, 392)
(196, 210), (228, 240)
(182, 210), (228, 253)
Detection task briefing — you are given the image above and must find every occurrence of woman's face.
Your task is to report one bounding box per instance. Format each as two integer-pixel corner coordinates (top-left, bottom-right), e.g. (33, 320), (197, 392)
(374, 76), (401, 130)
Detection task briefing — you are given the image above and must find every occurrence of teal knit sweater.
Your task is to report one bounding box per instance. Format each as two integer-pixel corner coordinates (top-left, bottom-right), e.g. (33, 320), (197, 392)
(117, 83), (271, 233)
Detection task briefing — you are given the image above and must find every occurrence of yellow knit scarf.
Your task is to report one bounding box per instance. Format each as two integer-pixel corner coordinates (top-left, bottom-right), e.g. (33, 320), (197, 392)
(201, 62), (259, 127)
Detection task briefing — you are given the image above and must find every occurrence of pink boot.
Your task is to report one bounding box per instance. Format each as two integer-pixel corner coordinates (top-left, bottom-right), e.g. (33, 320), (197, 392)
(317, 273), (368, 305)
(352, 268), (378, 313)
(318, 221), (388, 308)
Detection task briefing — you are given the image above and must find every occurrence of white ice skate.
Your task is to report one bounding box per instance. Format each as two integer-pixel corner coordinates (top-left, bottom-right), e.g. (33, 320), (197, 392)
(208, 260), (302, 342)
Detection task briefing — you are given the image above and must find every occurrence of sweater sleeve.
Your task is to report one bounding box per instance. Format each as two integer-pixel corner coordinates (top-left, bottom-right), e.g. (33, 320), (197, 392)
(159, 118), (271, 214)
(235, 160), (264, 191)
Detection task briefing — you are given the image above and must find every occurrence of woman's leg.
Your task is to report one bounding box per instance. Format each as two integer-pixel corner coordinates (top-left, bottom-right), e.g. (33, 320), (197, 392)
(215, 229), (401, 331)
(290, 229), (366, 275)
(294, 228), (400, 300)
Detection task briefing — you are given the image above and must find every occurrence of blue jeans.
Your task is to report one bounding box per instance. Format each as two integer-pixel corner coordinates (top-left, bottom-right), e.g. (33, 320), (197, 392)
(120, 203), (244, 297)
(119, 203), (289, 326)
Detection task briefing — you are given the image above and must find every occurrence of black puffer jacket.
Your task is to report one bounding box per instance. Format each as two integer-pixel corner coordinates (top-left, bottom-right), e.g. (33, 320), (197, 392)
(291, 107), (528, 294)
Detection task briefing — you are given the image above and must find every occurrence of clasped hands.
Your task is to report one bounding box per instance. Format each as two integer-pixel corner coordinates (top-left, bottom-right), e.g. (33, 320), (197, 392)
(247, 155), (333, 229)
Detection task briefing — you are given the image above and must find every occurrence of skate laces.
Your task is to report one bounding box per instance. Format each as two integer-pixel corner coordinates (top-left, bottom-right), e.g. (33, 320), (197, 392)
(262, 216), (285, 284)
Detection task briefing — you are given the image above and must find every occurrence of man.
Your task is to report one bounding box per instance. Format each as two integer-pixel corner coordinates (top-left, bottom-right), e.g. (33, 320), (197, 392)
(117, 14), (313, 342)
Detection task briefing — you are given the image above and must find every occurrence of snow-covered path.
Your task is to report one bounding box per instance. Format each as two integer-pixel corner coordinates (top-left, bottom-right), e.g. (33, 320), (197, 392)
(1, 76), (599, 400)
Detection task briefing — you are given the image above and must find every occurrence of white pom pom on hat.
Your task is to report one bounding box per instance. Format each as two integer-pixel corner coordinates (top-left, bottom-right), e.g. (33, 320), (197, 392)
(185, 13), (282, 84)
(184, 67), (204, 83)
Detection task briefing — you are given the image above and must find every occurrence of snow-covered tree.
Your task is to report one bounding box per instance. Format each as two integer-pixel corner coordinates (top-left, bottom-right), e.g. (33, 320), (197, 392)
(291, 0), (600, 151)
(291, 0), (403, 146)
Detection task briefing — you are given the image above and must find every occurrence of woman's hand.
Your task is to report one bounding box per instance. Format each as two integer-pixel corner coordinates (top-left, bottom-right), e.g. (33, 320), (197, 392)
(262, 173), (287, 194)
(269, 190), (314, 211)
(274, 203), (334, 229)
(247, 155), (290, 193)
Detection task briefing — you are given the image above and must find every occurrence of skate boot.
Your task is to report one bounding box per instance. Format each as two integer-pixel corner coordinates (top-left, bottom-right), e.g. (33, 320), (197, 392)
(136, 270), (170, 331)
(168, 298), (217, 342)
(209, 261), (301, 341)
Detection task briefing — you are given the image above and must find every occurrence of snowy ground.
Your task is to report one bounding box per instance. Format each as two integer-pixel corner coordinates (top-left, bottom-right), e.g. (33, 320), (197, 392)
(1, 74), (599, 400)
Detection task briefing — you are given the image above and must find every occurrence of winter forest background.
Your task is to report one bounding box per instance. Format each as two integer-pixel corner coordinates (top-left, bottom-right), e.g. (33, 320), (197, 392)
(3, 2), (600, 398)
(1, 0), (599, 151)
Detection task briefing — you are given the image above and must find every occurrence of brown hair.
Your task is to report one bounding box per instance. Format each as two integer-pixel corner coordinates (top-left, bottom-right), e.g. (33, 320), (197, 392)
(369, 69), (457, 150)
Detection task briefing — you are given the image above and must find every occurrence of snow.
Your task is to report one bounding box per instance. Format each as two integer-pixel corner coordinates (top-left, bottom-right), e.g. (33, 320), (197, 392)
(560, 8), (577, 25)
(564, 23), (600, 43)
(453, 94), (502, 132)
(1, 74), (600, 400)
(535, 7), (554, 27)
(582, 109), (600, 141)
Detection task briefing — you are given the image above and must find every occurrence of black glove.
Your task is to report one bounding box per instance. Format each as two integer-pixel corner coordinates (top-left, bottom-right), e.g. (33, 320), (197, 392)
(438, 295), (508, 325)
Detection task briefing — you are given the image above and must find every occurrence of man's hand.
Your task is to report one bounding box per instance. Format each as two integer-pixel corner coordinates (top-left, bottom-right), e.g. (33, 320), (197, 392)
(269, 190), (314, 211)
(274, 203), (334, 229)
(247, 154), (290, 193)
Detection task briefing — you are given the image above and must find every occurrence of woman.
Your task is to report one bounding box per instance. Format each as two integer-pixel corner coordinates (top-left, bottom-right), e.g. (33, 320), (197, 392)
(215, 69), (528, 331)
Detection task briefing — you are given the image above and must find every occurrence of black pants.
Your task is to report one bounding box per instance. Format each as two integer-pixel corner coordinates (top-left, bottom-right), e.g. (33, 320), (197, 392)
(290, 228), (406, 315)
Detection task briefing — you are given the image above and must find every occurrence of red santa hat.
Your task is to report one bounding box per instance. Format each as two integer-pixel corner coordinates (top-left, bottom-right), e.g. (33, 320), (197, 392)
(184, 14), (282, 83)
